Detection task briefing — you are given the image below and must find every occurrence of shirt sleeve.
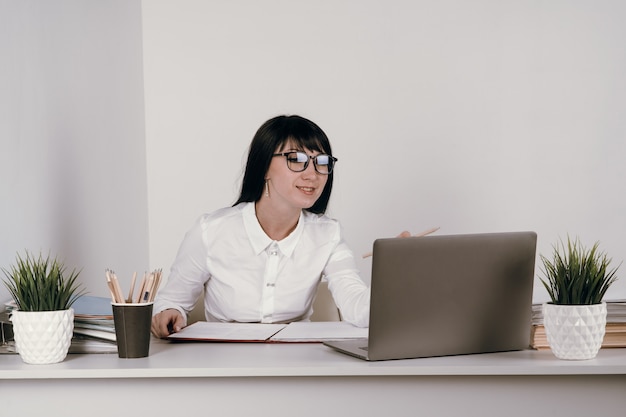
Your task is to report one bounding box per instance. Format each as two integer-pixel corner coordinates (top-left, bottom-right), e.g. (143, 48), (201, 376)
(323, 230), (370, 328)
(152, 215), (210, 325)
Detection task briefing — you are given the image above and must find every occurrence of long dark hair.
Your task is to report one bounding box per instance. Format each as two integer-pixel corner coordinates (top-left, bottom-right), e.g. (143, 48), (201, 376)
(234, 115), (335, 214)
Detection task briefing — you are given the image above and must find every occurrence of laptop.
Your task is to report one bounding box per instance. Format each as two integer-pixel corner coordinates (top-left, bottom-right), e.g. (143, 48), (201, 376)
(324, 231), (537, 361)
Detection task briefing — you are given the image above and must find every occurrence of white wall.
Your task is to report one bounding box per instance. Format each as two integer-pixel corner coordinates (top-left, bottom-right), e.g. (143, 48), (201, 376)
(1, 1), (623, 305)
(143, 0), (626, 303)
(0, 0), (148, 300)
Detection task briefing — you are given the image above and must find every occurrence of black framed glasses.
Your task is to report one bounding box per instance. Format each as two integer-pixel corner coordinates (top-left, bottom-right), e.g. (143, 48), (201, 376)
(273, 151), (338, 175)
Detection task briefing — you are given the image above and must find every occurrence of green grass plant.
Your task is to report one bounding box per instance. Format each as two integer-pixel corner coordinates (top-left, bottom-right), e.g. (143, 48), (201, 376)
(2, 251), (86, 311)
(540, 237), (620, 305)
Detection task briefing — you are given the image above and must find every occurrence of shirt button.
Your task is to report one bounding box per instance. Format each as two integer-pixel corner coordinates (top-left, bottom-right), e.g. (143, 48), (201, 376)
(270, 250), (278, 256)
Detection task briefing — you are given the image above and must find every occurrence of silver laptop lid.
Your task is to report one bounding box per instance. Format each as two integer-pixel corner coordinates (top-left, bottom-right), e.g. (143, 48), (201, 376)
(367, 231), (537, 361)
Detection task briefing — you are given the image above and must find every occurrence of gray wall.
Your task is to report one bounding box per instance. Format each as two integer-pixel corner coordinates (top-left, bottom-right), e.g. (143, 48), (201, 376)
(0, 0), (148, 300)
(1, 1), (625, 304)
(143, 1), (626, 302)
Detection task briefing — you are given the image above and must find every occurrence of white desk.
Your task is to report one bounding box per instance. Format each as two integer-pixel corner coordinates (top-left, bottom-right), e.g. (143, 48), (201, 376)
(1, 339), (625, 416)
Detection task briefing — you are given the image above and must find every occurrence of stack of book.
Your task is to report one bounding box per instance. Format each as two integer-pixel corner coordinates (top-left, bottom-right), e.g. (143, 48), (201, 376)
(530, 300), (626, 350)
(70, 295), (118, 353)
(1, 295), (119, 354)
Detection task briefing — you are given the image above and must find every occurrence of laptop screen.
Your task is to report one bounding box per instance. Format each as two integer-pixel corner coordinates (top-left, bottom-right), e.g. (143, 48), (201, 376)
(366, 231), (537, 361)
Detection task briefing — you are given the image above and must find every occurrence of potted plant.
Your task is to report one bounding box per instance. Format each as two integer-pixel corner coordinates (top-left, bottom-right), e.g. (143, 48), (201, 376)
(540, 236), (620, 360)
(2, 251), (85, 364)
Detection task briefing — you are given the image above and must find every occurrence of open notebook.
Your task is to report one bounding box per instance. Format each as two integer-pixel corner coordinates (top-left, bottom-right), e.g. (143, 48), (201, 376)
(167, 321), (367, 343)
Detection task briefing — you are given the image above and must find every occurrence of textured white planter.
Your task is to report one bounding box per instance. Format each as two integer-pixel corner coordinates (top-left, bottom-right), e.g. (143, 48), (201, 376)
(10, 309), (74, 364)
(542, 302), (606, 360)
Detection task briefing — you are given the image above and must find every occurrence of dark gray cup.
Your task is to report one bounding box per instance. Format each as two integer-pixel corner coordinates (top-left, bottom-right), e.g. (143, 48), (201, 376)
(112, 302), (153, 358)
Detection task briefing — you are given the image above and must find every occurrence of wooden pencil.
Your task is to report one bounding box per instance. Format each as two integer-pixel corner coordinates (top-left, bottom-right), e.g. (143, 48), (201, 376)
(361, 226), (441, 259)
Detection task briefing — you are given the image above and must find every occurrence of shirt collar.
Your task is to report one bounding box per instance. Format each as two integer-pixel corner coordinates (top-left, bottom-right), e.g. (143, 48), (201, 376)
(242, 202), (303, 257)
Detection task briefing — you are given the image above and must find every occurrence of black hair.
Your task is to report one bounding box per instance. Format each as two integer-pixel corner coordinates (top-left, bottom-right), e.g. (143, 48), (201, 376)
(234, 115), (334, 214)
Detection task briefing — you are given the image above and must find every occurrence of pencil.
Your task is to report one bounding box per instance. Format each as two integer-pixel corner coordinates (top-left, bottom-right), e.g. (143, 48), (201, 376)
(141, 272), (154, 303)
(361, 226), (440, 258)
(149, 269), (162, 302)
(110, 271), (125, 304)
(105, 269), (124, 303)
(105, 274), (118, 303)
(134, 272), (147, 303)
(127, 271), (137, 303)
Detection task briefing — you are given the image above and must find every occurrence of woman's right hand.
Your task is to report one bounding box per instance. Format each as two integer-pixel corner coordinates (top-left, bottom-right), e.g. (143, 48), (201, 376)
(151, 308), (185, 339)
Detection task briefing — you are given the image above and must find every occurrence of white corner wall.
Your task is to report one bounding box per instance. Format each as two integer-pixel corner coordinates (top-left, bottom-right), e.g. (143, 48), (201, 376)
(0, 0), (148, 300)
(142, 0), (626, 302)
(5, 1), (622, 304)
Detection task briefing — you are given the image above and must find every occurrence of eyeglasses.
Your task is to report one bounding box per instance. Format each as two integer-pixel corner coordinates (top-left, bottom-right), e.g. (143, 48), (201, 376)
(273, 151), (338, 175)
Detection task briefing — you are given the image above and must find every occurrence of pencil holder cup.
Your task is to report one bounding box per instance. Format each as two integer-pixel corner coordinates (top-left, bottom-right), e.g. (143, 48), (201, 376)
(112, 302), (153, 358)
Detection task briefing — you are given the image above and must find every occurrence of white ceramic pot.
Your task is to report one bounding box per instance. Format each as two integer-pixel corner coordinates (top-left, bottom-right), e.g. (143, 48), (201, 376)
(10, 309), (74, 364)
(542, 302), (606, 360)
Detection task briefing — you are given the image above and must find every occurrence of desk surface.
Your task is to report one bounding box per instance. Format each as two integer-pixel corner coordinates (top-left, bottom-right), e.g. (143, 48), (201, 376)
(2, 341), (626, 417)
(1, 338), (625, 380)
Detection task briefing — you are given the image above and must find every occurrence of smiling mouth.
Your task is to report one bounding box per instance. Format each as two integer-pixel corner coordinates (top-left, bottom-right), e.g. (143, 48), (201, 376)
(297, 186), (316, 194)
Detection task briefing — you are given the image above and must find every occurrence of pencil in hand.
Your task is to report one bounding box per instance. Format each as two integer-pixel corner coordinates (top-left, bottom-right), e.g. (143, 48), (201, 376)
(361, 226), (440, 258)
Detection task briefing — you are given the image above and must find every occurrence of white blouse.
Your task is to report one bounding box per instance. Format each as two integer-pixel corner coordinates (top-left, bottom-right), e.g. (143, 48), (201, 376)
(153, 202), (370, 327)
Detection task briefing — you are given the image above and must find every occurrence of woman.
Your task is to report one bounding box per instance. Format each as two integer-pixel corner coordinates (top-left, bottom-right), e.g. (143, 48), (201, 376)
(151, 115), (370, 338)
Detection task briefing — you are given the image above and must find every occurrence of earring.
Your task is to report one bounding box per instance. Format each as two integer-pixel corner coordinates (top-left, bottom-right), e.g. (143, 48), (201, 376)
(265, 179), (270, 197)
